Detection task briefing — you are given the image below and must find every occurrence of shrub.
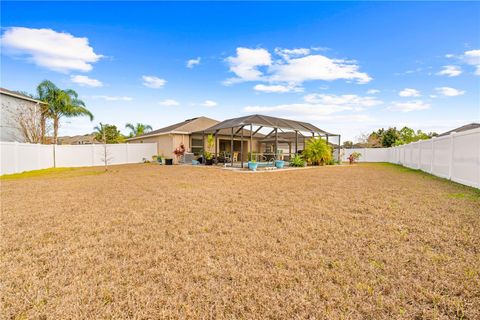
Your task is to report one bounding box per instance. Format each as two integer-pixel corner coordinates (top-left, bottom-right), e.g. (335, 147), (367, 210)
(290, 155), (305, 167)
(173, 143), (186, 162)
(348, 152), (361, 164)
(303, 138), (332, 165)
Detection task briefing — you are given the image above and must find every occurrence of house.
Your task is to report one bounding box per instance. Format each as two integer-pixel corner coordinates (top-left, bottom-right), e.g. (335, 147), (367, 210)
(127, 114), (340, 164)
(437, 123), (480, 137)
(0, 87), (47, 142)
(57, 133), (100, 145)
(126, 116), (264, 162)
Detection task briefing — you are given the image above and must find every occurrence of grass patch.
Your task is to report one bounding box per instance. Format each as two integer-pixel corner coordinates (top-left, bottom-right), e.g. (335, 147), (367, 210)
(0, 167), (104, 180)
(1, 164), (479, 318)
(368, 162), (480, 193)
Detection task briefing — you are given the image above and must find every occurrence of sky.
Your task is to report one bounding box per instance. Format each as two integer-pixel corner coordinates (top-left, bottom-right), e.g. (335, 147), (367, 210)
(1, 1), (479, 141)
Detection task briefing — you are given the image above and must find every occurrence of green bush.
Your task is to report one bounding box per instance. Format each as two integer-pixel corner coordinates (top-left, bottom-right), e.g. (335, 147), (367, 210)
(303, 138), (332, 165)
(290, 155), (305, 167)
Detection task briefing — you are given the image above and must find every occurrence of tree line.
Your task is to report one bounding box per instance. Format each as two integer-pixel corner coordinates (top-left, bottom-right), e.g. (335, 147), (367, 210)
(343, 127), (438, 148)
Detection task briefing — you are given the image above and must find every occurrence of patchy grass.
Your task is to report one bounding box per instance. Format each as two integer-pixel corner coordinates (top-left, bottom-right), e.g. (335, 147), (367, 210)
(1, 163), (479, 319)
(0, 167), (105, 180)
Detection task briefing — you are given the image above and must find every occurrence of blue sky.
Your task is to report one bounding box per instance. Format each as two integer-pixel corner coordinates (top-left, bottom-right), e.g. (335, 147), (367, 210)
(1, 1), (479, 141)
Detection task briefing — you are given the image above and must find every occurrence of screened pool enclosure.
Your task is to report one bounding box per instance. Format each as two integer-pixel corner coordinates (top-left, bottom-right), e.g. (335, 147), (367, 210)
(195, 114), (341, 168)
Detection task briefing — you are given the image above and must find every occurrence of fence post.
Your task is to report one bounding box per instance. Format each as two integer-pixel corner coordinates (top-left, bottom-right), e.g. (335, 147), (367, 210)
(448, 132), (455, 180)
(418, 141), (422, 170)
(126, 143), (129, 163)
(430, 137), (435, 174)
(37, 143), (41, 170)
(13, 141), (19, 173)
(91, 144), (95, 166)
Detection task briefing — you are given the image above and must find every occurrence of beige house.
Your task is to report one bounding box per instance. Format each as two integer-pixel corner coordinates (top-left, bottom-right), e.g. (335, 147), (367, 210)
(126, 116), (263, 162)
(127, 114), (341, 167)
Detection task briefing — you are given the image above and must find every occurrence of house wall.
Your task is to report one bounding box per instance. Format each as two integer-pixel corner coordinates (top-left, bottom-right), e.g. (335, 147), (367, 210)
(129, 134), (192, 163)
(1, 93), (41, 142)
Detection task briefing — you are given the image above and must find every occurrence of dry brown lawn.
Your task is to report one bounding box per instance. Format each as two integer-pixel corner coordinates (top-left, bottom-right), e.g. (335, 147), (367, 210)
(1, 163), (479, 319)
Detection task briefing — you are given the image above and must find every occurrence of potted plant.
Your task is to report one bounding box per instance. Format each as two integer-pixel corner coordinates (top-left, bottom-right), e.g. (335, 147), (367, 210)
(204, 134), (215, 165)
(204, 151), (213, 165)
(275, 159), (285, 169)
(348, 152), (361, 164)
(248, 152), (258, 171)
(173, 143), (186, 164)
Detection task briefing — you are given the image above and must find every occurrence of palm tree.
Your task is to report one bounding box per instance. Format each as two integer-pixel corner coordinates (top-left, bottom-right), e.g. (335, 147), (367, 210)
(36, 80), (58, 143)
(36, 80), (93, 144)
(125, 123), (153, 137)
(303, 137), (332, 165)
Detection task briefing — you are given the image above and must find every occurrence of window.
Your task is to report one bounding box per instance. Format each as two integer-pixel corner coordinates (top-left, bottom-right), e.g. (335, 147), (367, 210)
(191, 138), (203, 156)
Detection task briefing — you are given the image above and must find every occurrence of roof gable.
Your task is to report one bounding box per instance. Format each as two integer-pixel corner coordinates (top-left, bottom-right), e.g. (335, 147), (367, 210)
(127, 116), (219, 140)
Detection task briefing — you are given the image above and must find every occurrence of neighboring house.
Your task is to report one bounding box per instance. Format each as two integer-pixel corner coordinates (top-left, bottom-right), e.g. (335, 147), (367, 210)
(57, 133), (99, 145)
(438, 123), (480, 137)
(0, 87), (47, 142)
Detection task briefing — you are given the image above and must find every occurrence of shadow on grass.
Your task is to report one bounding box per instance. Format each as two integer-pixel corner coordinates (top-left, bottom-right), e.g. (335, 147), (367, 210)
(364, 162), (480, 200)
(1, 167), (105, 180)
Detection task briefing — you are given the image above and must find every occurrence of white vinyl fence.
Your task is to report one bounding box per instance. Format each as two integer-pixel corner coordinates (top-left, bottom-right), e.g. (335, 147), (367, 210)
(342, 128), (480, 189)
(0, 142), (157, 175)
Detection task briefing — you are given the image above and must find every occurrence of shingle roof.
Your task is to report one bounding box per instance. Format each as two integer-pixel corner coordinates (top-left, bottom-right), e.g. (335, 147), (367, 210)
(127, 116), (219, 140)
(438, 123), (480, 137)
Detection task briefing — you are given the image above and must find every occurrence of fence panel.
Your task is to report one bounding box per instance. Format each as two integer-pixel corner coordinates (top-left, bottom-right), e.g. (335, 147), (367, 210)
(431, 136), (451, 179)
(340, 127), (479, 188)
(0, 142), (54, 175)
(450, 130), (479, 188)
(56, 145), (94, 168)
(0, 142), (156, 175)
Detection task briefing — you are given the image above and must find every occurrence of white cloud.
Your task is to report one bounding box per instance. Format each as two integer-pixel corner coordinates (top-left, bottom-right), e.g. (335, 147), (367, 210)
(389, 100), (430, 112)
(269, 54), (372, 84)
(274, 48), (311, 60)
(446, 50), (480, 75)
(91, 95), (133, 101)
(253, 84), (303, 93)
(159, 99), (180, 106)
(399, 88), (421, 97)
(200, 100), (217, 107)
(186, 57), (201, 68)
(142, 75), (166, 88)
(224, 47), (272, 84)
(303, 93), (382, 109)
(70, 75), (103, 87)
(367, 89), (380, 94)
(244, 93), (381, 120)
(463, 49), (480, 75)
(224, 47), (371, 86)
(435, 87), (465, 97)
(0, 27), (102, 72)
(436, 65), (462, 77)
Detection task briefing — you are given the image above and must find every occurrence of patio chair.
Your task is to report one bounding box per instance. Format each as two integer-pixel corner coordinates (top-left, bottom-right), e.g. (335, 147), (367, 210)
(233, 152), (239, 162)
